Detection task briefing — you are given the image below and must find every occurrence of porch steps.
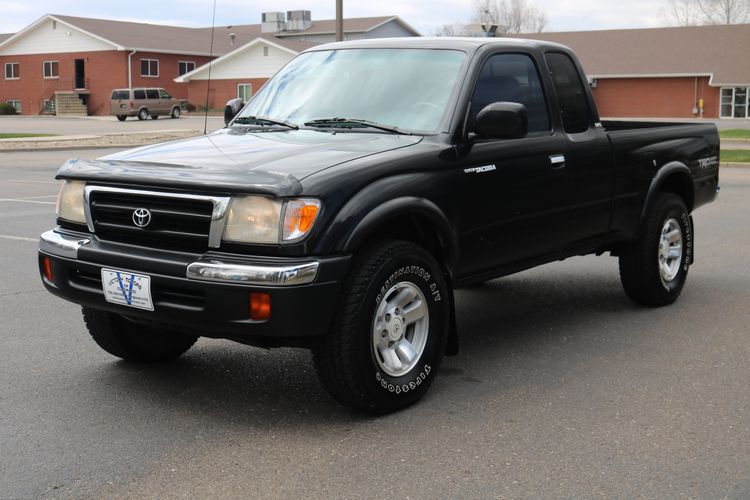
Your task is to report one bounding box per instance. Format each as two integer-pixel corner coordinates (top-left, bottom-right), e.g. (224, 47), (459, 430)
(54, 91), (88, 117)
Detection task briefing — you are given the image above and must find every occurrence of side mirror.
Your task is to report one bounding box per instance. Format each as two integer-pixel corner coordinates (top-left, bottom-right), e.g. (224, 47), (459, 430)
(474, 102), (528, 140)
(224, 98), (244, 125)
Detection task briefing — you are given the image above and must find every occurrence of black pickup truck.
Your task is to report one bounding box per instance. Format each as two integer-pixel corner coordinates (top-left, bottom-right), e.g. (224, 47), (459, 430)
(39, 38), (720, 413)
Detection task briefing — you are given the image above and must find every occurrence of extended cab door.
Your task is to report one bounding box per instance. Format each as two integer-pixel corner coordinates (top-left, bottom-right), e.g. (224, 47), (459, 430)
(456, 50), (612, 280)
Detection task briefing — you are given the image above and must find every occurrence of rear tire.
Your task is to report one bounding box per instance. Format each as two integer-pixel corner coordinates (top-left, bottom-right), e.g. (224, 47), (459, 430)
(82, 307), (198, 362)
(313, 240), (450, 413)
(171, 107), (181, 119)
(116, 115), (126, 122)
(619, 193), (692, 306)
(137, 108), (149, 121)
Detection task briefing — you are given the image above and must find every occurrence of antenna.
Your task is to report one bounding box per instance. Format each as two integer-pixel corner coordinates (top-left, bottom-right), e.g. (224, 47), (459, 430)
(204, 0), (217, 135)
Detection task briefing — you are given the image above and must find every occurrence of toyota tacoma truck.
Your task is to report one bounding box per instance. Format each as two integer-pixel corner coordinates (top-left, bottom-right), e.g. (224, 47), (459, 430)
(39, 38), (720, 413)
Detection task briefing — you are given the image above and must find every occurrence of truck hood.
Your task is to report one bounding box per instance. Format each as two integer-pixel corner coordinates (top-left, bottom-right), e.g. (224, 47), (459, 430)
(57, 128), (423, 197)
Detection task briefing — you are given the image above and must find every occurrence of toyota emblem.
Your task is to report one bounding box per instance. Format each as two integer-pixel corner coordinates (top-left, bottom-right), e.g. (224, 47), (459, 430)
(132, 208), (152, 228)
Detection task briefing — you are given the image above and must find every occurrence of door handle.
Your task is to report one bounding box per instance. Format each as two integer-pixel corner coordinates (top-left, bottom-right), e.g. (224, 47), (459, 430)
(550, 154), (566, 169)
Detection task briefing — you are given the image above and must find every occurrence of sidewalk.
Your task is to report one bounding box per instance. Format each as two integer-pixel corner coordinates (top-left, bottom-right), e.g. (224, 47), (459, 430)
(0, 129), (204, 151)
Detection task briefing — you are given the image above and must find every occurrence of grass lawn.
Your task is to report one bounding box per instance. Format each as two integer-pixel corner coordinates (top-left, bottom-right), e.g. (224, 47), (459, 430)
(721, 150), (750, 163)
(0, 133), (58, 139)
(719, 129), (750, 139)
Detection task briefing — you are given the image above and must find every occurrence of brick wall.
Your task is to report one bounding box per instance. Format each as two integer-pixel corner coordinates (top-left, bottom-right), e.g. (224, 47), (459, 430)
(186, 78), (269, 110)
(592, 77), (721, 119)
(0, 51), (212, 115)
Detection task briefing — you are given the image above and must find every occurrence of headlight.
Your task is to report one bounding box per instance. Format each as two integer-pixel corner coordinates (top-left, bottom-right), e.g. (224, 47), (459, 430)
(223, 196), (283, 244)
(222, 196), (322, 244)
(56, 180), (86, 224)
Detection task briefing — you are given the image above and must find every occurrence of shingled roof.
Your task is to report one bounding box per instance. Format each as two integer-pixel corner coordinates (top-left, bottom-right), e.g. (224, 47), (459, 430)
(1, 14), (416, 57)
(515, 23), (750, 86)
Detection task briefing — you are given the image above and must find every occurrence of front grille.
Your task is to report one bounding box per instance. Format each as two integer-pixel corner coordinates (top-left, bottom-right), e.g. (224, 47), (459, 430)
(89, 191), (213, 252)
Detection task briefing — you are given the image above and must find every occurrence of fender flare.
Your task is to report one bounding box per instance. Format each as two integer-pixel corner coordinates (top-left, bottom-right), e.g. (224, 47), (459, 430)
(341, 196), (459, 271)
(640, 161), (695, 225)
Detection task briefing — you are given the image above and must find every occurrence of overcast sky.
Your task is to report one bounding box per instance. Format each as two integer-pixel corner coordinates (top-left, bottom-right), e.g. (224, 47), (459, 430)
(0, 0), (666, 35)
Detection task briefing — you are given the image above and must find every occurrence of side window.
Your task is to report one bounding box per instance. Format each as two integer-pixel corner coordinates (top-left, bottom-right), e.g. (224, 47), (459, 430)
(146, 89), (159, 99)
(544, 52), (593, 134)
(471, 53), (550, 134)
(133, 89), (146, 100)
(158, 89), (171, 99)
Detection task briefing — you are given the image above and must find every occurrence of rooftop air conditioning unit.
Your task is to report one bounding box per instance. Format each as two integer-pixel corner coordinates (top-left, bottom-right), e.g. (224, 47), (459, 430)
(261, 12), (286, 33)
(286, 10), (312, 31)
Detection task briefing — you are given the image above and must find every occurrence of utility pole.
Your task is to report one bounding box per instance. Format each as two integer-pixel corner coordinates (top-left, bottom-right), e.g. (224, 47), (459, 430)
(336, 0), (343, 41)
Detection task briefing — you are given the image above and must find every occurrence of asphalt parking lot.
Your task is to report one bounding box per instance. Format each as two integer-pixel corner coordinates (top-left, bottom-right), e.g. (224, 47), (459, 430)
(1, 149), (749, 498)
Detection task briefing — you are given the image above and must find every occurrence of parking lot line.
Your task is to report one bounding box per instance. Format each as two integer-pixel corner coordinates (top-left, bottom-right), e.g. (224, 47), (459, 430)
(19, 195), (58, 200)
(1, 180), (60, 184)
(0, 234), (37, 242)
(0, 198), (56, 205)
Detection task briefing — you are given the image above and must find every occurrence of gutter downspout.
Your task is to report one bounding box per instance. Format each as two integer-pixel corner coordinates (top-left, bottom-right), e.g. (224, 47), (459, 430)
(127, 49), (137, 91)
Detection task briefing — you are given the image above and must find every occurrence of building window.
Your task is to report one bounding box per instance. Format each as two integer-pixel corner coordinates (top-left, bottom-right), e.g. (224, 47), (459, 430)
(6, 100), (21, 113)
(237, 83), (253, 101)
(43, 61), (59, 79)
(178, 61), (195, 76)
(5, 62), (19, 80)
(263, 46), (269, 57)
(140, 59), (159, 77)
(721, 87), (750, 119)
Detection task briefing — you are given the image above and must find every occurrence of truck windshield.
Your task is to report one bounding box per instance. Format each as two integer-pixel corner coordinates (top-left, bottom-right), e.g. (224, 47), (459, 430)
(237, 48), (466, 133)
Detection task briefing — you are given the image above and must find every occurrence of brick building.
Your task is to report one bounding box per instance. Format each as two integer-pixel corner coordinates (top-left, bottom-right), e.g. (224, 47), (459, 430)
(0, 13), (418, 116)
(516, 24), (750, 120)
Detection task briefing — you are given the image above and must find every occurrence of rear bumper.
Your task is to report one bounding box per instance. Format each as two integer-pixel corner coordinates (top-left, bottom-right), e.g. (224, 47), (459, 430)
(39, 229), (350, 341)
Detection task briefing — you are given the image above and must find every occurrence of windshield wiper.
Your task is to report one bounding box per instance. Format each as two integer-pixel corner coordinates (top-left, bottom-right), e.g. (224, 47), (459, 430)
(233, 115), (298, 130)
(304, 118), (412, 135)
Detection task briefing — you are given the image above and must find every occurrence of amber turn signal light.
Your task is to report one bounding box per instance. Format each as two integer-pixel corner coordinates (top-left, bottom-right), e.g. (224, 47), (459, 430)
(42, 256), (53, 281)
(250, 292), (271, 321)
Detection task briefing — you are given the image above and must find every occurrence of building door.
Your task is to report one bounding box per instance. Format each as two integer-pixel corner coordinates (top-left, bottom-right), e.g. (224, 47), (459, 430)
(734, 88), (748, 118)
(74, 59), (85, 89)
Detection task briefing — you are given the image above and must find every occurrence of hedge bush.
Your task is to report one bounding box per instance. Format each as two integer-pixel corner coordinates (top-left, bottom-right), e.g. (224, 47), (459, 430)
(0, 103), (18, 115)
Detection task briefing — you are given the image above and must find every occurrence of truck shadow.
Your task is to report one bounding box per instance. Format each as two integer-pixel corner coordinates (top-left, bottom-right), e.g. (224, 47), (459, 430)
(87, 259), (666, 427)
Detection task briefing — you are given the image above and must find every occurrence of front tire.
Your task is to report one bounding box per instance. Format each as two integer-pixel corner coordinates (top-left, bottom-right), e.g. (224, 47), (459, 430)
(116, 115), (126, 122)
(171, 107), (181, 119)
(619, 193), (692, 306)
(313, 240), (450, 413)
(82, 307), (198, 362)
(137, 108), (149, 121)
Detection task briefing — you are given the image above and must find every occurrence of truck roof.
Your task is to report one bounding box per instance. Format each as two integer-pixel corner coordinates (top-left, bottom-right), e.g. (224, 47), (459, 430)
(306, 36), (572, 53)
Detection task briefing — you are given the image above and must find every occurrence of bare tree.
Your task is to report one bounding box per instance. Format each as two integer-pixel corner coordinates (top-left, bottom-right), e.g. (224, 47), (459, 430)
(472, 0), (549, 34)
(661, 0), (750, 25)
(659, 0), (700, 25)
(433, 22), (471, 36)
(698, 0), (750, 24)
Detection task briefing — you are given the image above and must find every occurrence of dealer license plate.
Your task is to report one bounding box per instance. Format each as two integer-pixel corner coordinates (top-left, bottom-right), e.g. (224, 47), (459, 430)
(101, 268), (154, 311)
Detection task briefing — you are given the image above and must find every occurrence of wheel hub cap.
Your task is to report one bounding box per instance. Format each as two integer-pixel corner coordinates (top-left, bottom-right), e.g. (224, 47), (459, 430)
(372, 281), (429, 377)
(658, 218), (683, 283)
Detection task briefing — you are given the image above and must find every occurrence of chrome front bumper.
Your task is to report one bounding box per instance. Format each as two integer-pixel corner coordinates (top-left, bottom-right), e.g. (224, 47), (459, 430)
(39, 230), (319, 287)
(185, 260), (319, 286)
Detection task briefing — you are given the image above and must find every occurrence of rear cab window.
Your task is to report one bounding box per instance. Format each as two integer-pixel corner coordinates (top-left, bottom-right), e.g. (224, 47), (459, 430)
(544, 52), (594, 134)
(470, 53), (551, 135)
(111, 90), (130, 100)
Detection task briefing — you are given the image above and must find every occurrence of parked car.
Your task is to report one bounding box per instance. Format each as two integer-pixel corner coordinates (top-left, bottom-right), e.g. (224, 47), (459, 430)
(110, 87), (181, 121)
(41, 38), (720, 413)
